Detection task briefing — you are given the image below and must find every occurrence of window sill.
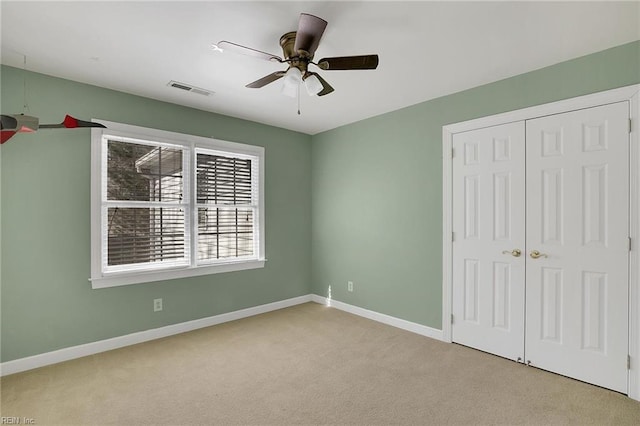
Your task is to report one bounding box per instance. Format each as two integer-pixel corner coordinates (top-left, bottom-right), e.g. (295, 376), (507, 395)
(90, 260), (266, 289)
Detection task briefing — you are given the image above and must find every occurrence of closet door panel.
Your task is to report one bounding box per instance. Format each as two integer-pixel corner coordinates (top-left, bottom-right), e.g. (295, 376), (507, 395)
(525, 101), (629, 393)
(452, 122), (526, 360)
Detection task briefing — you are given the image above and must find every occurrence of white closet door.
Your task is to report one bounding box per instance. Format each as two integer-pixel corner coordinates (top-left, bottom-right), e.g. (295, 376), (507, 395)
(452, 122), (526, 361)
(525, 101), (629, 393)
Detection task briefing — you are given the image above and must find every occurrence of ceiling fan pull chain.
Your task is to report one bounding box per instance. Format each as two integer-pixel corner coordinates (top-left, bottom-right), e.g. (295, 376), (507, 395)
(297, 82), (301, 115)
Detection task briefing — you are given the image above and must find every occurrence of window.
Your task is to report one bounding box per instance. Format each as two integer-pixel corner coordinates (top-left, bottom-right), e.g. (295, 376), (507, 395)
(91, 121), (265, 288)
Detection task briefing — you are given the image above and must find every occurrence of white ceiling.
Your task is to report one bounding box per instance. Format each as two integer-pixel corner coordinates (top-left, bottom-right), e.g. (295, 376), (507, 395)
(1, 1), (639, 135)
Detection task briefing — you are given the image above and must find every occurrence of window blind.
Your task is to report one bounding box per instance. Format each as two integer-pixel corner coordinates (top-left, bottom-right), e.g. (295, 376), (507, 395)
(105, 140), (187, 268)
(196, 152), (257, 261)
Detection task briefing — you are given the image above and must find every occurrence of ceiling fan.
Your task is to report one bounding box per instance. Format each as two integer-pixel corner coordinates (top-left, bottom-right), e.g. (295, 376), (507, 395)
(215, 13), (379, 98)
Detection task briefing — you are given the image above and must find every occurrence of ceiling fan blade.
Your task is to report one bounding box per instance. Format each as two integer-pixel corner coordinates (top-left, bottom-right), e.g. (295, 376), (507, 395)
(246, 71), (286, 89)
(293, 13), (327, 57)
(216, 41), (283, 62)
(317, 55), (379, 70)
(306, 72), (334, 96)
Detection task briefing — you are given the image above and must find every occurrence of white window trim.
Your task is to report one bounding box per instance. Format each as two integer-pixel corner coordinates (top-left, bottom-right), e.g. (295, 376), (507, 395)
(90, 120), (265, 289)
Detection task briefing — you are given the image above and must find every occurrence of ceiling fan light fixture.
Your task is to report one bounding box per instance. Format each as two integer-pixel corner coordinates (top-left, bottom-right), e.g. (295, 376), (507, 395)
(304, 74), (323, 96)
(283, 67), (302, 85)
(281, 82), (298, 98)
(281, 67), (302, 98)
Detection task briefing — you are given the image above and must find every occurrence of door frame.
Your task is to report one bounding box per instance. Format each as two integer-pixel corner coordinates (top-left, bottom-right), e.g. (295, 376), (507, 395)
(441, 84), (640, 400)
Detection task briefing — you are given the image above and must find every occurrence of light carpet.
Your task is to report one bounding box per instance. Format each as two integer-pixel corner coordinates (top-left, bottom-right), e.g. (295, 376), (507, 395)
(2, 302), (640, 425)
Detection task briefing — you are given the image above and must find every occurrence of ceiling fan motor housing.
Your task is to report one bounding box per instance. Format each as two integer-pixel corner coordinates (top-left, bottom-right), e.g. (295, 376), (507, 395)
(280, 31), (309, 74)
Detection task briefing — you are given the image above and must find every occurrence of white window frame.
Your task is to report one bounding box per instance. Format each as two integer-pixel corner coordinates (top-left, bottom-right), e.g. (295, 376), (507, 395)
(90, 120), (265, 289)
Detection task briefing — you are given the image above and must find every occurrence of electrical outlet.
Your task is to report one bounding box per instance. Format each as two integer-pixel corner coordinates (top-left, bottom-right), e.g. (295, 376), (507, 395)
(348, 281), (353, 292)
(153, 298), (163, 312)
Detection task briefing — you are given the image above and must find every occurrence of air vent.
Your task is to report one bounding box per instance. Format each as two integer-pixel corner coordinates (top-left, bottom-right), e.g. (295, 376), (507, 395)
(167, 80), (213, 96)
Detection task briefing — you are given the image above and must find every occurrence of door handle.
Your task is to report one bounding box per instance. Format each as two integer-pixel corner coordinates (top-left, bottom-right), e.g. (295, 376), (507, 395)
(530, 250), (548, 259)
(502, 249), (521, 257)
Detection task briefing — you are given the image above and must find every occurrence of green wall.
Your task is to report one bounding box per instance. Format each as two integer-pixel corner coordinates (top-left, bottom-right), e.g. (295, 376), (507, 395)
(0, 66), (312, 362)
(2, 40), (639, 363)
(311, 40), (640, 329)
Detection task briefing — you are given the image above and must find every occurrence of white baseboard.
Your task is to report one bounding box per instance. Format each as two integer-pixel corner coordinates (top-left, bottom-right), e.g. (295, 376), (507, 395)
(310, 294), (444, 341)
(0, 294), (312, 376)
(1, 294), (444, 377)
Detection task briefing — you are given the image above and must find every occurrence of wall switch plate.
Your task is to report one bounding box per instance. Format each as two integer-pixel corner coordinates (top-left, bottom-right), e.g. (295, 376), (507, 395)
(348, 281), (353, 292)
(153, 298), (163, 312)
